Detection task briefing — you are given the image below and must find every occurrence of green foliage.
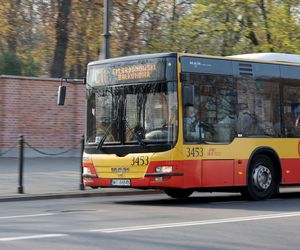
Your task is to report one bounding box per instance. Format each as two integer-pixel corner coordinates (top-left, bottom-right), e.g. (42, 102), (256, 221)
(0, 50), (40, 76)
(0, 50), (22, 75)
(2, 0), (300, 77)
(142, 0), (300, 56)
(21, 55), (40, 77)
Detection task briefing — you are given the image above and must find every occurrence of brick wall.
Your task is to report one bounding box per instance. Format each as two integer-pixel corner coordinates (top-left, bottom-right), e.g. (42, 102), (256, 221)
(0, 75), (85, 157)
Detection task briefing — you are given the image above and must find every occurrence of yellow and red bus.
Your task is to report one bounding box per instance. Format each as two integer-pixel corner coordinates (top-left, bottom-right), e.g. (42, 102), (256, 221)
(64, 52), (300, 200)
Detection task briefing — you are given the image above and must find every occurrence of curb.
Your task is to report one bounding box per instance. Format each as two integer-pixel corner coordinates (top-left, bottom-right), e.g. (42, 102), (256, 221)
(0, 190), (163, 202)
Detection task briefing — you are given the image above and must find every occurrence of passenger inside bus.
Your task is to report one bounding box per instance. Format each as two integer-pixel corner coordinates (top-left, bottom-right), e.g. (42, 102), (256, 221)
(237, 103), (261, 136)
(285, 105), (300, 137)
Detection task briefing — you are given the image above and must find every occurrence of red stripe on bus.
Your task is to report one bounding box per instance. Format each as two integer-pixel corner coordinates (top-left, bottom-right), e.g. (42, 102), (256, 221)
(84, 158), (300, 188)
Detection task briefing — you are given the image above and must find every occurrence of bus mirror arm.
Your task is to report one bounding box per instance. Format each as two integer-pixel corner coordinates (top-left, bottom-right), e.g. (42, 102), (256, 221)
(57, 77), (86, 106)
(183, 84), (195, 106)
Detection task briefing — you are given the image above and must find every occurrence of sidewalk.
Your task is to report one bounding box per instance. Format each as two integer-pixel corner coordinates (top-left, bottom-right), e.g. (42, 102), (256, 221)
(0, 157), (159, 201)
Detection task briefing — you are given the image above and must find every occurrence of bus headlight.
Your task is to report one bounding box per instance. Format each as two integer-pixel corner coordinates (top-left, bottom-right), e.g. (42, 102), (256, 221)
(156, 166), (173, 173)
(82, 165), (97, 180)
(83, 167), (92, 176)
(83, 155), (90, 162)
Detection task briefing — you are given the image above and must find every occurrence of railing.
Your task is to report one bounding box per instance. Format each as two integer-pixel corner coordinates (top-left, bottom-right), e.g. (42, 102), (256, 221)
(0, 135), (85, 194)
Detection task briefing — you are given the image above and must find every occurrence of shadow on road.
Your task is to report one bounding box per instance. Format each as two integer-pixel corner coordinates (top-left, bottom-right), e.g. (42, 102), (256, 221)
(114, 190), (300, 209)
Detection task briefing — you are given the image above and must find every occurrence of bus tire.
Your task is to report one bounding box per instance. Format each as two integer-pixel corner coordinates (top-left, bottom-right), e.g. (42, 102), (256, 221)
(164, 189), (193, 199)
(243, 154), (277, 201)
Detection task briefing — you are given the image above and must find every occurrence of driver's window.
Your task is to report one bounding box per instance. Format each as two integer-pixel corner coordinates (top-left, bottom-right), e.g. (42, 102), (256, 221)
(183, 74), (236, 143)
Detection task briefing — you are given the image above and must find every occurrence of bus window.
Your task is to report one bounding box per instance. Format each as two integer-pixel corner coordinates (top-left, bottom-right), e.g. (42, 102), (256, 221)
(86, 86), (126, 145)
(86, 92), (96, 142)
(283, 82), (300, 137)
(183, 74), (236, 143)
(183, 74), (281, 142)
(236, 78), (280, 137)
(123, 82), (178, 143)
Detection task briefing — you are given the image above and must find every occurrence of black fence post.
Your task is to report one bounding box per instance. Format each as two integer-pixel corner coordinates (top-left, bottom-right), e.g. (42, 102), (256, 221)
(18, 135), (24, 194)
(79, 135), (85, 190)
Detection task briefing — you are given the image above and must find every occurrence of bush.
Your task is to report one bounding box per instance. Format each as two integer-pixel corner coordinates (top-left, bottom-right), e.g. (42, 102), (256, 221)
(0, 50), (22, 75)
(0, 50), (40, 76)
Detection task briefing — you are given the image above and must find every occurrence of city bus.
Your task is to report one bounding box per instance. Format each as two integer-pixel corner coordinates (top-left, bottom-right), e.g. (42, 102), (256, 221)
(58, 52), (300, 200)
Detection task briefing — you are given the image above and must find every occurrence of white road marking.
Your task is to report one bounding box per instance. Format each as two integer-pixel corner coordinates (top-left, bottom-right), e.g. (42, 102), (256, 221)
(89, 211), (300, 233)
(0, 234), (68, 241)
(0, 213), (56, 220)
(3, 211), (300, 241)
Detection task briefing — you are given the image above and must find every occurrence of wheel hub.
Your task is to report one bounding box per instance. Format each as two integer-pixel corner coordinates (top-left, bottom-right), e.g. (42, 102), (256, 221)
(252, 164), (272, 191)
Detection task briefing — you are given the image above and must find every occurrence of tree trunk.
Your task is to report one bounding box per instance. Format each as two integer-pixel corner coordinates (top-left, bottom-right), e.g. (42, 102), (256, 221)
(50, 0), (72, 78)
(246, 17), (259, 47)
(7, 0), (21, 53)
(259, 0), (273, 52)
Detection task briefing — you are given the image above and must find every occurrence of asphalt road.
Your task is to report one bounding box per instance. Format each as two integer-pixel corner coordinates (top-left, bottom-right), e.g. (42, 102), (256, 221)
(1, 191), (300, 250)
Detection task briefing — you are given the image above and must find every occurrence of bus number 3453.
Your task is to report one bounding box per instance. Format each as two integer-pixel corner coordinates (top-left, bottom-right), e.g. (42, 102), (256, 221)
(186, 147), (204, 158)
(131, 156), (149, 166)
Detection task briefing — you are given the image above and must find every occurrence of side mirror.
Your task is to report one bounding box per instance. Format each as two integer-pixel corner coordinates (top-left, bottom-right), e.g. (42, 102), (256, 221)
(183, 84), (194, 106)
(57, 85), (66, 105)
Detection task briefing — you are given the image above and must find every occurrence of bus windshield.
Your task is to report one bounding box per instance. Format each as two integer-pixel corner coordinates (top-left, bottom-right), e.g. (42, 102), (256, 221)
(86, 81), (178, 148)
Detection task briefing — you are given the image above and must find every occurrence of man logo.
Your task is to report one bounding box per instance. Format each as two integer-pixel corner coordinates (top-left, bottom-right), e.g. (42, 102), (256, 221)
(111, 167), (129, 177)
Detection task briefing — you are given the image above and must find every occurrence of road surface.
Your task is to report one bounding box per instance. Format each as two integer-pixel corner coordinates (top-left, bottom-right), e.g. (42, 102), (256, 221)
(1, 190), (300, 249)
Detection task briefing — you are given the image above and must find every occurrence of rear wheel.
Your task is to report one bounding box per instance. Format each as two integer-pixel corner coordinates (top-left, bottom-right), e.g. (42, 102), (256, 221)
(164, 189), (193, 199)
(243, 155), (278, 200)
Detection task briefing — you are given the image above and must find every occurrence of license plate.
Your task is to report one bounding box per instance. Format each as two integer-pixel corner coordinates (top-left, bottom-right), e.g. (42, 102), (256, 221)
(111, 179), (131, 186)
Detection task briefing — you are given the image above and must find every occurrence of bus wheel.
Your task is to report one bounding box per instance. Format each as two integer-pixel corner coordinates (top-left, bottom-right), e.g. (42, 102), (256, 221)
(244, 155), (277, 201)
(164, 189), (193, 199)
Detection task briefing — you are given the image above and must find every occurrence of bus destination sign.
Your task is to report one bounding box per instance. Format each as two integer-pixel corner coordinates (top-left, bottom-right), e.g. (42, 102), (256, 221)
(112, 63), (157, 82)
(88, 58), (166, 86)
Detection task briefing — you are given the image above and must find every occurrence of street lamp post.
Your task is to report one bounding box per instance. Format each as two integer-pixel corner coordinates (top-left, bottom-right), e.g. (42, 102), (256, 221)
(100, 0), (111, 60)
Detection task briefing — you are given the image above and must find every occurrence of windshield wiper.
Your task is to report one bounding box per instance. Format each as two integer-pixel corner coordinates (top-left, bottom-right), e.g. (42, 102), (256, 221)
(96, 125), (113, 150)
(123, 119), (146, 148)
(134, 129), (146, 148)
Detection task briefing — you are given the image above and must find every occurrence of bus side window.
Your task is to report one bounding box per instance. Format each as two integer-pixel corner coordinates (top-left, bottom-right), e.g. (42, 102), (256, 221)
(284, 106), (300, 137)
(237, 77), (280, 137)
(283, 82), (300, 137)
(183, 74), (237, 143)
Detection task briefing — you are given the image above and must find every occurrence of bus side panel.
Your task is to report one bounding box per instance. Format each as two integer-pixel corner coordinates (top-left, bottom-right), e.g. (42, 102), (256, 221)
(201, 160), (234, 187)
(147, 160), (202, 188)
(181, 160), (202, 187)
(281, 158), (300, 184)
(147, 159), (247, 188)
(234, 159), (247, 186)
(84, 159), (248, 189)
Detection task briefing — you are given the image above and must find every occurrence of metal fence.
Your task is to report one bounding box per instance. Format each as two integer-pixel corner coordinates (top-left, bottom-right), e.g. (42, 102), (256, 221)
(0, 135), (85, 194)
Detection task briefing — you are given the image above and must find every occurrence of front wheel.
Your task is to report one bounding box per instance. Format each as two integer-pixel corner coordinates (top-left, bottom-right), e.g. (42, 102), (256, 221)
(242, 155), (278, 201)
(164, 189), (194, 199)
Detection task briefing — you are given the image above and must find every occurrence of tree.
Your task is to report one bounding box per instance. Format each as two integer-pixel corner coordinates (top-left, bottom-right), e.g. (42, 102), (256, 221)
(50, 0), (72, 78)
(1, 0), (300, 78)
(146, 0), (300, 56)
(65, 0), (103, 77)
(0, 50), (22, 75)
(111, 0), (149, 56)
(0, 0), (40, 76)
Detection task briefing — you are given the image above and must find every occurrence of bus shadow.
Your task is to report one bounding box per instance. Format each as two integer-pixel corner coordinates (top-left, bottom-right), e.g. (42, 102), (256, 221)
(115, 191), (300, 207)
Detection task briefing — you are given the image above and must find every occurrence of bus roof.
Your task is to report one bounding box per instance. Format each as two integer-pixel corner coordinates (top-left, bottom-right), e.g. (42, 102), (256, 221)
(88, 52), (300, 67)
(88, 52), (177, 66)
(227, 53), (300, 64)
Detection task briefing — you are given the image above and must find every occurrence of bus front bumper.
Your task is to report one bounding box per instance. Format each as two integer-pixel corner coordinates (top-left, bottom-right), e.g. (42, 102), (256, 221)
(83, 172), (185, 189)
